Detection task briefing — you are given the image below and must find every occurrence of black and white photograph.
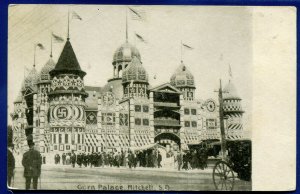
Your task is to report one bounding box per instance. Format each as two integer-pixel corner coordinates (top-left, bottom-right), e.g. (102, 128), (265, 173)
(7, 4), (296, 191)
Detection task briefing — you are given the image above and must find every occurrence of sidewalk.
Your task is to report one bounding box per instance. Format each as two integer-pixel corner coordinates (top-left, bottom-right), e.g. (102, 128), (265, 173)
(34, 163), (214, 174)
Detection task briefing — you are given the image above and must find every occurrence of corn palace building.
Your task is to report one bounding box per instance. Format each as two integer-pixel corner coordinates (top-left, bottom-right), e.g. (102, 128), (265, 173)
(10, 37), (245, 162)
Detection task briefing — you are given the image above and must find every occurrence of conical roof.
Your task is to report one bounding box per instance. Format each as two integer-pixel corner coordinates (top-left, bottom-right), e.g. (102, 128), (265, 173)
(170, 61), (195, 88)
(50, 40), (86, 77)
(223, 80), (241, 100)
(38, 57), (56, 83)
(122, 56), (148, 84)
(21, 66), (38, 92)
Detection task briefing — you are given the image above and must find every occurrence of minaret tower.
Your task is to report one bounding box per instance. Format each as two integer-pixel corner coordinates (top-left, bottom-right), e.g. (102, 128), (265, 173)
(122, 56), (149, 98)
(48, 39), (88, 153)
(170, 61), (196, 101)
(222, 80), (244, 139)
(35, 51), (56, 154)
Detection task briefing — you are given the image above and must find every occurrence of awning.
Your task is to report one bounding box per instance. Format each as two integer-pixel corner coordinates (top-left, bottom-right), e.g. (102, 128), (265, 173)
(130, 143), (166, 151)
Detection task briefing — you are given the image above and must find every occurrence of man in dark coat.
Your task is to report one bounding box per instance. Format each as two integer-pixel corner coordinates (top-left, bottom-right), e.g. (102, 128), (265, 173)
(157, 151), (162, 168)
(70, 151), (76, 168)
(22, 139), (42, 190)
(7, 142), (15, 187)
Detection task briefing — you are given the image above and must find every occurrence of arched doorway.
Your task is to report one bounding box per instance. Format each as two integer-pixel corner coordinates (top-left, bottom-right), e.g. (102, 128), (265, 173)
(155, 132), (181, 152)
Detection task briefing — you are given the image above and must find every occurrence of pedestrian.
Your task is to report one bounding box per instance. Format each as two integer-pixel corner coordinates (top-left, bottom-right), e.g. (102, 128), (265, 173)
(7, 142), (15, 187)
(22, 136), (42, 190)
(70, 150), (76, 168)
(62, 153), (66, 165)
(57, 154), (61, 164)
(157, 151), (162, 168)
(176, 151), (183, 171)
(66, 153), (70, 165)
(77, 153), (82, 168)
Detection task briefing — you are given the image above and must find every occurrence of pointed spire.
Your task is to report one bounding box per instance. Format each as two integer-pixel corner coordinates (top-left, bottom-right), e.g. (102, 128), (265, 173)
(50, 39), (86, 77)
(229, 64), (232, 81)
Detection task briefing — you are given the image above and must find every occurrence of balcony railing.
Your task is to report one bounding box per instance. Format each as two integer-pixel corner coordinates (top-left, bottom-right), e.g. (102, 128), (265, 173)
(154, 119), (181, 127)
(154, 102), (179, 108)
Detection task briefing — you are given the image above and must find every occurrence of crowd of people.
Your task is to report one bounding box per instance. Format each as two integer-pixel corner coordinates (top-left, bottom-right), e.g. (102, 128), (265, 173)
(53, 148), (209, 171)
(174, 148), (209, 171)
(54, 149), (163, 169)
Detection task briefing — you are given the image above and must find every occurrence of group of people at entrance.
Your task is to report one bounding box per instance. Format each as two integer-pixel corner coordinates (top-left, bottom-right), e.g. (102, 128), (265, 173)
(53, 149), (163, 169)
(174, 148), (209, 171)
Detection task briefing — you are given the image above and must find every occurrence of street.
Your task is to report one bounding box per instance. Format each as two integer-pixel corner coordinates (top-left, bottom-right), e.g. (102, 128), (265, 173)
(10, 164), (251, 191)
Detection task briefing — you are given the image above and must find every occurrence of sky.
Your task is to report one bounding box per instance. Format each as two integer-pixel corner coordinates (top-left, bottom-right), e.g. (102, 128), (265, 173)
(8, 5), (252, 133)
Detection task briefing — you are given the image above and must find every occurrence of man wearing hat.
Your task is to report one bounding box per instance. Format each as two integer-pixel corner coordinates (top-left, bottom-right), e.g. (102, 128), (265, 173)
(7, 142), (15, 187)
(22, 134), (42, 190)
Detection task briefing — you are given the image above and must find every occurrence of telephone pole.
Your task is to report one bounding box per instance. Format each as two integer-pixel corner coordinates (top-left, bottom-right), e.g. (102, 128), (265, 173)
(218, 79), (227, 160)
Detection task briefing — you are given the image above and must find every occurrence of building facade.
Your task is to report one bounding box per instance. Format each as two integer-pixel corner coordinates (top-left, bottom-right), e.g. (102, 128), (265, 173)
(10, 38), (245, 161)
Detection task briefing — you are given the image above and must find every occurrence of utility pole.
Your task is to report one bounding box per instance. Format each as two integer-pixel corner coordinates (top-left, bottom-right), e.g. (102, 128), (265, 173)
(218, 79), (227, 160)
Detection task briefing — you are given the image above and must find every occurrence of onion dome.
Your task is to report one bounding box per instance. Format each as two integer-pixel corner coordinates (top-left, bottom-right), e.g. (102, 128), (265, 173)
(122, 57), (148, 84)
(223, 80), (241, 100)
(170, 62), (195, 88)
(21, 66), (38, 92)
(113, 42), (141, 65)
(49, 39), (86, 78)
(38, 58), (56, 83)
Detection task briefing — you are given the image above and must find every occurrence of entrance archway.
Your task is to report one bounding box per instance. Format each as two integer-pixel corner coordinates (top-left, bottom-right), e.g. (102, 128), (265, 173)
(155, 132), (181, 151)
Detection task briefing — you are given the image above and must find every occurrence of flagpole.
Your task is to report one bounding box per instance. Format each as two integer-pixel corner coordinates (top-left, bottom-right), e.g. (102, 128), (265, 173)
(50, 32), (53, 58)
(180, 40), (183, 63)
(33, 44), (37, 68)
(67, 8), (70, 40)
(126, 7), (128, 42)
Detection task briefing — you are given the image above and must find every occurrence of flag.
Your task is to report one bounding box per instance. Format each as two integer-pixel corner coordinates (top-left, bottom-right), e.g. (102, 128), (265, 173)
(229, 64), (232, 78)
(135, 33), (147, 43)
(36, 43), (45, 50)
(52, 33), (64, 43)
(129, 7), (146, 21)
(72, 11), (82, 20)
(182, 43), (194, 50)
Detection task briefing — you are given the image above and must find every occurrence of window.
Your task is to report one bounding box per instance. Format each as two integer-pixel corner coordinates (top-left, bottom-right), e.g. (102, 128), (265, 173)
(184, 121), (190, 127)
(53, 134), (56, 143)
(143, 105), (149, 112)
(206, 119), (217, 129)
(54, 145), (57, 150)
(135, 105), (141, 112)
(78, 134), (80, 144)
(59, 134), (62, 143)
(184, 108), (190, 115)
(191, 109), (197, 115)
(66, 145), (70, 150)
(102, 113), (115, 125)
(65, 134), (68, 144)
(143, 118), (149, 126)
(192, 121), (197, 127)
(135, 118), (141, 125)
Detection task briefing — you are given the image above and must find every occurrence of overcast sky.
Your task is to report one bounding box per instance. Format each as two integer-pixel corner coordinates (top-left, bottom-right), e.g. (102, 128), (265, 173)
(8, 5), (252, 132)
